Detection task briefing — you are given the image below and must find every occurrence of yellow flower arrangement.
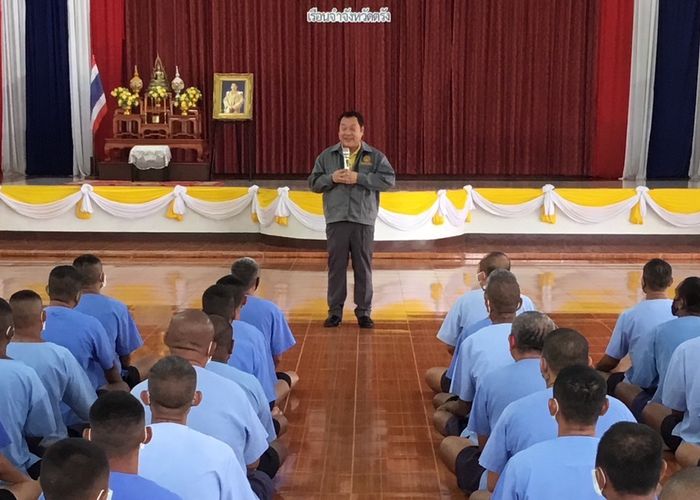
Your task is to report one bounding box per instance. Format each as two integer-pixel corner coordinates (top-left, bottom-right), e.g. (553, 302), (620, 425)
(147, 85), (168, 103)
(175, 87), (203, 115)
(110, 86), (139, 114)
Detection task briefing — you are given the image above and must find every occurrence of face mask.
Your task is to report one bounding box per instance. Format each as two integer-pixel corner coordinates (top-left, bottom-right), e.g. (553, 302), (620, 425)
(97, 489), (113, 500)
(102, 275), (107, 289)
(207, 340), (214, 364)
(591, 468), (605, 496)
(41, 321), (46, 332)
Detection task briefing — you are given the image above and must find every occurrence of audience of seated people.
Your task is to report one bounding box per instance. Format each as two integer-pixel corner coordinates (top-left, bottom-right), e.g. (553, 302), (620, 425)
(1, 252), (699, 499)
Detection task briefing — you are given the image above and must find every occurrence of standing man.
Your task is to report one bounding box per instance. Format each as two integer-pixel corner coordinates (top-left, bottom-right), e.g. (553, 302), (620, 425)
(308, 111), (395, 329)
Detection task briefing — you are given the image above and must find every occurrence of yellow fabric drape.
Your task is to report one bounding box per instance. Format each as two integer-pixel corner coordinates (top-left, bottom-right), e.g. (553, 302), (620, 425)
(288, 192), (324, 215)
(648, 189), (700, 214)
(0, 186), (81, 203)
(256, 188), (279, 208)
(186, 187), (250, 202)
(476, 188), (542, 205)
(93, 187), (172, 204)
(381, 191), (438, 214)
(556, 189), (636, 206)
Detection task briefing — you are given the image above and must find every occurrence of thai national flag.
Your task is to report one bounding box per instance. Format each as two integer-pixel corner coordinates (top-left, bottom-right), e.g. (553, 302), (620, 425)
(90, 55), (108, 134)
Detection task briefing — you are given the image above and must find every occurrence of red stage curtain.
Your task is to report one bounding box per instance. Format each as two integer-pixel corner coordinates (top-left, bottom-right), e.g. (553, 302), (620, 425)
(91, 0), (125, 162)
(125, 0), (602, 177)
(591, 0), (634, 179)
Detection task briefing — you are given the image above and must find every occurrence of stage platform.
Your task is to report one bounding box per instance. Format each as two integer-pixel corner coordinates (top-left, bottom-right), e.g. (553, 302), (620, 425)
(0, 178), (699, 245)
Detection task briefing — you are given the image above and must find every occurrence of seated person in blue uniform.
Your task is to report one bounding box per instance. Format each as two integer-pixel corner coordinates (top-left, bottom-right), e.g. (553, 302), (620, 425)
(594, 422), (665, 500)
(39, 438), (111, 500)
(434, 269), (522, 437)
(0, 298), (58, 479)
(0, 420), (41, 500)
(216, 275), (298, 403)
(648, 334), (700, 466)
(229, 259), (299, 384)
(661, 467), (700, 500)
(8, 290), (96, 438)
(438, 311), (556, 494)
(42, 266), (126, 392)
(208, 314), (288, 440)
(130, 310), (273, 498)
(596, 259), (674, 395)
(202, 283), (279, 404)
(73, 254), (149, 387)
(491, 366), (611, 499)
(85, 391), (181, 499)
(137, 356), (259, 500)
(476, 328), (635, 495)
(614, 276), (700, 421)
(426, 251), (536, 395)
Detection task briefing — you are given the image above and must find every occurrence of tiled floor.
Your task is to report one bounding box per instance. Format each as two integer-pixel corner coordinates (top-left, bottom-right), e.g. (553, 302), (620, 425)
(1, 259), (697, 498)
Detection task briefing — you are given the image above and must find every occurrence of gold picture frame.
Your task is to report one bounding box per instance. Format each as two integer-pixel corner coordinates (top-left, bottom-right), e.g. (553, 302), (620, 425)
(213, 73), (254, 120)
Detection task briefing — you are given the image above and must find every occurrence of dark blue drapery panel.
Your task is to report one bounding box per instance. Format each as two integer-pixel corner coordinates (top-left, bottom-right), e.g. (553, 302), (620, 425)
(25, 0), (73, 176)
(646, 0), (700, 179)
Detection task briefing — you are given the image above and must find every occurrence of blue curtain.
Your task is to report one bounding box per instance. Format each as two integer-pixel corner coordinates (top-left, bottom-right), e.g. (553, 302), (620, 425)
(646, 0), (700, 179)
(25, 0), (73, 176)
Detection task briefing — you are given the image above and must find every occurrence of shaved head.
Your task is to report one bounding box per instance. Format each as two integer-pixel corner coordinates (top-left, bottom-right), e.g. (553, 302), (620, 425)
(661, 467), (700, 499)
(147, 356), (197, 410)
(479, 252), (511, 276)
(485, 269), (521, 314)
(209, 314), (233, 354)
(165, 310), (215, 355)
(230, 257), (260, 289)
(9, 290), (43, 329)
(73, 254), (103, 287)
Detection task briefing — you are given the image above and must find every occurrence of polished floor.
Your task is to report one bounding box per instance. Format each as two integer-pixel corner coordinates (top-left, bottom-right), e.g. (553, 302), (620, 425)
(1, 259), (697, 499)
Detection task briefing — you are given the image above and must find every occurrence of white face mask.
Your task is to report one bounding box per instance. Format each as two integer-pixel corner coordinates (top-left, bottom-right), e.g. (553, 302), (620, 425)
(97, 489), (113, 500)
(591, 468), (605, 496)
(102, 275), (107, 289)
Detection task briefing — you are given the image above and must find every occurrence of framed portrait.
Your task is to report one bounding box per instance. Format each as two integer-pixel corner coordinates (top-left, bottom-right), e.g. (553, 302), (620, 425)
(213, 73), (254, 120)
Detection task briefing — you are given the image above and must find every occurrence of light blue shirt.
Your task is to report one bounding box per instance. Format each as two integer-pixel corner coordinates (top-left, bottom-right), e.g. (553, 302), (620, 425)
(450, 323), (514, 402)
(240, 295), (296, 357)
(628, 316), (700, 402)
(206, 361), (276, 442)
(436, 289), (535, 347)
(138, 422), (257, 500)
(492, 436), (603, 500)
(7, 342), (96, 438)
(446, 317), (492, 380)
(110, 471), (181, 500)
(467, 358), (546, 437)
(0, 359), (57, 471)
(132, 365), (268, 470)
(0, 421), (10, 449)
(43, 306), (116, 389)
(479, 387), (635, 475)
(76, 293), (143, 358)
(229, 320), (278, 403)
(605, 299), (674, 380)
(662, 336), (700, 444)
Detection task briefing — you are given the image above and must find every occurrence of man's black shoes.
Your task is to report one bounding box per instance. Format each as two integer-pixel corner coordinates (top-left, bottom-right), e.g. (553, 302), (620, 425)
(357, 316), (374, 329)
(324, 315), (342, 328)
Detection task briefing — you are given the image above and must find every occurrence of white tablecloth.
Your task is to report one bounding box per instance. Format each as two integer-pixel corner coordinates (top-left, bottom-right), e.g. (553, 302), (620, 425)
(128, 145), (172, 170)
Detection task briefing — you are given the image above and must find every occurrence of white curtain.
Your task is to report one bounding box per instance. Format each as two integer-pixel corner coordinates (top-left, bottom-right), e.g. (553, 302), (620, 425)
(1, 0), (27, 177)
(67, 0), (92, 177)
(622, 0), (659, 181)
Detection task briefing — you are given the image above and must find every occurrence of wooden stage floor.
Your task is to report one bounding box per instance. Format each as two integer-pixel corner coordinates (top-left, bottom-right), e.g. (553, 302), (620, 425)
(1, 258), (694, 499)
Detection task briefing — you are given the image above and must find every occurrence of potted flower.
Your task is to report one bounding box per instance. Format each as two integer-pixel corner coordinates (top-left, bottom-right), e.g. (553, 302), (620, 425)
(175, 87), (202, 116)
(147, 85), (168, 105)
(110, 86), (139, 114)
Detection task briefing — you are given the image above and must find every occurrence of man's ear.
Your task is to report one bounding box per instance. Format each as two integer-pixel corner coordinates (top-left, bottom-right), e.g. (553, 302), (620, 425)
(508, 334), (516, 350)
(599, 397), (610, 417)
(140, 390), (151, 406)
(192, 390), (203, 407)
(144, 426), (153, 445)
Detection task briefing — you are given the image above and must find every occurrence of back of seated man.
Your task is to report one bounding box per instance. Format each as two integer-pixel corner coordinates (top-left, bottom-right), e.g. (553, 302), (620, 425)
(73, 254), (145, 387)
(202, 283), (278, 404)
(653, 335), (700, 460)
(427, 251), (536, 394)
(595, 422), (665, 500)
(492, 366), (610, 499)
(660, 467), (700, 500)
(0, 298), (57, 478)
(597, 258), (674, 395)
(85, 391), (181, 499)
(615, 276), (700, 419)
(478, 328), (635, 493)
(8, 290), (96, 438)
(207, 314), (288, 476)
(137, 356), (258, 500)
(0, 420), (41, 500)
(130, 311), (272, 497)
(438, 311), (556, 494)
(434, 269), (522, 437)
(42, 266), (125, 392)
(39, 438), (110, 500)
(230, 257), (297, 363)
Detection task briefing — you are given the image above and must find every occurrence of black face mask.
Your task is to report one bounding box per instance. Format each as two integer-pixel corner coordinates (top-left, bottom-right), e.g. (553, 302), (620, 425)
(672, 300), (680, 317)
